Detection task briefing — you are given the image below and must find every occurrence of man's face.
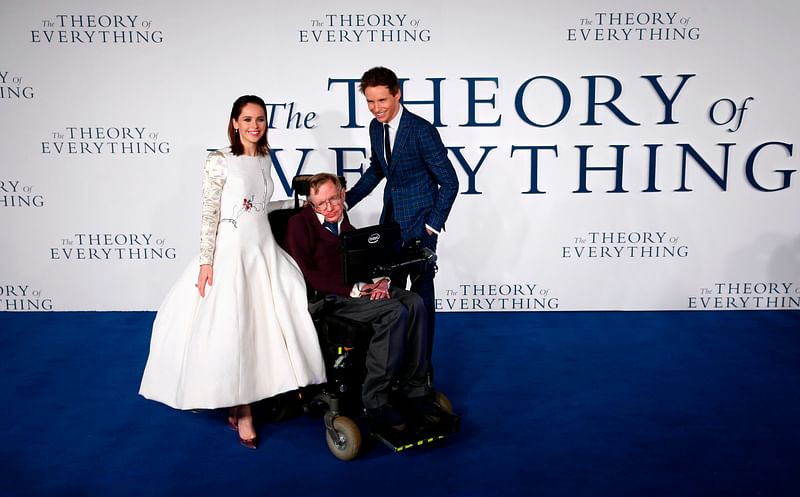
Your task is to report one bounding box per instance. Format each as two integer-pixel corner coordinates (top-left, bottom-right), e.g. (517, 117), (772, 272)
(364, 85), (401, 124)
(309, 179), (345, 223)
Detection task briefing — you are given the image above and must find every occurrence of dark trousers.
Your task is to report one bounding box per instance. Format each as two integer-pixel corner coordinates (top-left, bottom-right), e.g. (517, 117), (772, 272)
(392, 261), (436, 361)
(382, 207), (438, 365)
(329, 288), (430, 409)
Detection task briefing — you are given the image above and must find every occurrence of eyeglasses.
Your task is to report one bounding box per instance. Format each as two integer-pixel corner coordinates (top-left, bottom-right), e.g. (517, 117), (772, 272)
(310, 195), (343, 211)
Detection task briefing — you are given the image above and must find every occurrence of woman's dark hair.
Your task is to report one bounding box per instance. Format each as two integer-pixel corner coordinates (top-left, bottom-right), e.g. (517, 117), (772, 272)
(359, 66), (400, 95)
(227, 95), (269, 156)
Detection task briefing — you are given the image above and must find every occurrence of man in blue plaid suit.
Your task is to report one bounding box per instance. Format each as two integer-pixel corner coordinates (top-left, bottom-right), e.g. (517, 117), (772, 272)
(346, 66), (459, 362)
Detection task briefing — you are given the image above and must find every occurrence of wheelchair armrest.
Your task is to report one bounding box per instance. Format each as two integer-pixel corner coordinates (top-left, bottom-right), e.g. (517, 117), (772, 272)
(308, 294), (339, 316)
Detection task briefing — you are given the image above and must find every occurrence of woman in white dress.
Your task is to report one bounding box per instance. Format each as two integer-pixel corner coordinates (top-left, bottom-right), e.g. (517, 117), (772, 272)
(139, 95), (326, 449)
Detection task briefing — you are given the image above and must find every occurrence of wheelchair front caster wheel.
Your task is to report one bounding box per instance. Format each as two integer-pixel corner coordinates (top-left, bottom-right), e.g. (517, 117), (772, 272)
(325, 415), (361, 461)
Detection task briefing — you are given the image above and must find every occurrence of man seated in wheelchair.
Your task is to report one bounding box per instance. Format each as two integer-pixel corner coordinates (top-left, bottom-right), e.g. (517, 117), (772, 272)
(284, 172), (444, 432)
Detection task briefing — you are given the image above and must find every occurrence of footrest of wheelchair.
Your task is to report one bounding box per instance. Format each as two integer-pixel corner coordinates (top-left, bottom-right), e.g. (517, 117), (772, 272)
(369, 412), (460, 453)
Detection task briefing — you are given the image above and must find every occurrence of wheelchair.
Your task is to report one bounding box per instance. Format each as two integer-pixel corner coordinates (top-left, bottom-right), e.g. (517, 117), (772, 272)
(266, 175), (460, 461)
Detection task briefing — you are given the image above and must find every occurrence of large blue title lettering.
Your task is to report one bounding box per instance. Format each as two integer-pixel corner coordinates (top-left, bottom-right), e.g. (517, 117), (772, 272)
(301, 73), (798, 196)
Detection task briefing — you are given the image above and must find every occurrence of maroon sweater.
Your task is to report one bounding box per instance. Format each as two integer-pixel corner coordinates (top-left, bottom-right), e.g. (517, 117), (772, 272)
(284, 206), (355, 297)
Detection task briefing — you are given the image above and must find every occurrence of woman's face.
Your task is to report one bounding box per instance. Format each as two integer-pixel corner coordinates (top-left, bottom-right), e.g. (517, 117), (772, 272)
(232, 103), (267, 151)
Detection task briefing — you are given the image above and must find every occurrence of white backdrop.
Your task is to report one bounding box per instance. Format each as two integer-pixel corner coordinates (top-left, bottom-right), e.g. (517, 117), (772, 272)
(2, 0), (798, 311)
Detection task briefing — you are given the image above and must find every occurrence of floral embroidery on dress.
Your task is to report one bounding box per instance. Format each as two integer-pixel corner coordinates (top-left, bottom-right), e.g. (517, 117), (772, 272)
(220, 169), (269, 228)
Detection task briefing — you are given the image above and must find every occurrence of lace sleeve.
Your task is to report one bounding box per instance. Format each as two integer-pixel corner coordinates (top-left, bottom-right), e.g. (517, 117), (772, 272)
(199, 151), (227, 265)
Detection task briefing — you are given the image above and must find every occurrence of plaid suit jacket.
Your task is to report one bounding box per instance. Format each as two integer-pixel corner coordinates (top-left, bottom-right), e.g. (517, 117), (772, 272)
(346, 108), (458, 249)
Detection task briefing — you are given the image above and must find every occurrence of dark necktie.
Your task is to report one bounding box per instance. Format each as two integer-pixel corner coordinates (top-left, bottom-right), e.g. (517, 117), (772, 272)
(383, 123), (391, 166)
(323, 220), (338, 236)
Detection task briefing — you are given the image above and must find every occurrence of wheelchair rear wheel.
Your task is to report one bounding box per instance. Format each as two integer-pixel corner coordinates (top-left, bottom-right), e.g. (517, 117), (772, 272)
(261, 391), (299, 422)
(325, 415), (362, 461)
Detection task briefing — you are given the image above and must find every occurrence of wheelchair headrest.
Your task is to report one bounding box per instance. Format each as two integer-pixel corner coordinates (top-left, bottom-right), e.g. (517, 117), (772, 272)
(292, 174), (348, 198)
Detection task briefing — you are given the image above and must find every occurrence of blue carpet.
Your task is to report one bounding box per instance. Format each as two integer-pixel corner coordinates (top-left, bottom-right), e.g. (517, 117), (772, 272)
(1, 311), (798, 497)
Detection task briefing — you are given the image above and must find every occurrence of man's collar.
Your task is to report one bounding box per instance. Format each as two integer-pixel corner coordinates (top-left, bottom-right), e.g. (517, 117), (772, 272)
(386, 105), (403, 129)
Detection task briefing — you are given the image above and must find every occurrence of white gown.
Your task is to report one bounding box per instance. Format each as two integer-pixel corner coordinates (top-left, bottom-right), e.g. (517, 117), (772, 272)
(139, 149), (326, 410)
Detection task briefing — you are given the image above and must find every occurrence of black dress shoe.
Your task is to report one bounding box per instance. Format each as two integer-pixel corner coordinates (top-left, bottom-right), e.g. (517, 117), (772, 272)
(409, 394), (446, 422)
(366, 404), (406, 431)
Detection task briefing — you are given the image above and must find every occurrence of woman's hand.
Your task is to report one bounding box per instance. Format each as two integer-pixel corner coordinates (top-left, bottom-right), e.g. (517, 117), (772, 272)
(197, 264), (213, 297)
